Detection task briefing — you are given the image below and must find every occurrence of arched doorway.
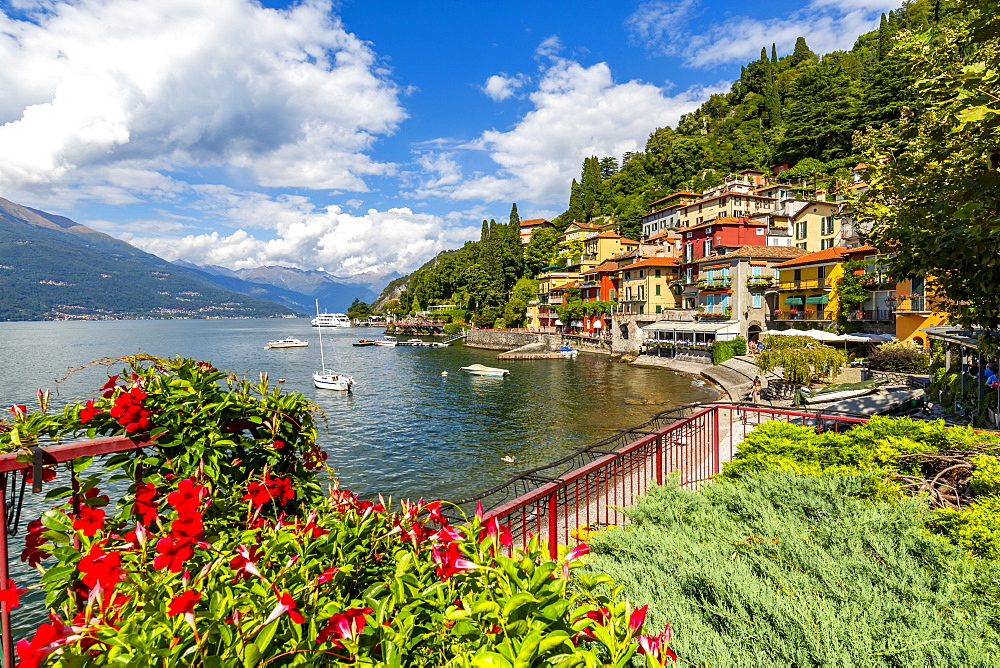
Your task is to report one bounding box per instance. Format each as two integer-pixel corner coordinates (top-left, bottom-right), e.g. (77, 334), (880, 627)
(747, 325), (762, 342)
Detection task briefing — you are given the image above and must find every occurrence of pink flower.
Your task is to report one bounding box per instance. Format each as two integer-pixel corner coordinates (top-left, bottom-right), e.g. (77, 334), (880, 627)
(317, 568), (340, 585)
(431, 542), (477, 581)
(229, 544), (262, 580)
(264, 592), (305, 625)
(565, 543), (590, 561)
(316, 607), (373, 645)
(478, 516), (513, 549)
(629, 604), (648, 635)
(637, 622), (678, 663)
(429, 526), (464, 543)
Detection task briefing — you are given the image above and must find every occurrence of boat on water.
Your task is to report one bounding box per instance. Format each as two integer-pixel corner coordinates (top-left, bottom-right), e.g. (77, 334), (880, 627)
(353, 340), (378, 347)
(311, 312), (352, 328)
(313, 301), (354, 391)
(375, 336), (397, 347)
(460, 364), (510, 377)
(266, 337), (309, 349)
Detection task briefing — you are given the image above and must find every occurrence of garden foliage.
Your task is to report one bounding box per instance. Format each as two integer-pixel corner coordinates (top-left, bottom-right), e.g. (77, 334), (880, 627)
(866, 338), (930, 373)
(586, 471), (1000, 666)
(0, 357), (675, 667)
(710, 336), (747, 366)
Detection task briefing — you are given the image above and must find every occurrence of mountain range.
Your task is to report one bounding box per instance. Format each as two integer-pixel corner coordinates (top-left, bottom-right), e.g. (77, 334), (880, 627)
(0, 197), (385, 321)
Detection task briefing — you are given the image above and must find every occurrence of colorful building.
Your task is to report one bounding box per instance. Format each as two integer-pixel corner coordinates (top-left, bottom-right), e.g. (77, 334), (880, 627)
(519, 218), (553, 245)
(771, 247), (852, 325)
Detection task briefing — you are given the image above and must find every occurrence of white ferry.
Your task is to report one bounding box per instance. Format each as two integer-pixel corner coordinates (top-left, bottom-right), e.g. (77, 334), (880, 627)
(310, 312), (352, 327)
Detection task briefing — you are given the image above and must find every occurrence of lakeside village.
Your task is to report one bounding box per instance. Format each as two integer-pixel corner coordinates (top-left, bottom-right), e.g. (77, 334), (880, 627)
(380, 163), (991, 426)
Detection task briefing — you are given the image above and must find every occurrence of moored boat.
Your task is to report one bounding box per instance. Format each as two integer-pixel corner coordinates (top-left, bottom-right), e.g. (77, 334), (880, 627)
(460, 364), (510, 377)
(266, 337), (309, 349)
(353, 340), (378, 347)
(311, 312), (352, 327)
(313, 300), (354, 391)
(375, 336), (397, 347)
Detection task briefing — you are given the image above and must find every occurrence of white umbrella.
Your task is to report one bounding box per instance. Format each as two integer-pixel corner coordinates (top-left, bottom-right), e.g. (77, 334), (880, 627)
(592, 320), (604, 329)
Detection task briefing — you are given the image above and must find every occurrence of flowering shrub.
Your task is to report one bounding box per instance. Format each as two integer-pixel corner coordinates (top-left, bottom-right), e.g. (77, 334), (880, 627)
(2, 357), (677, 666)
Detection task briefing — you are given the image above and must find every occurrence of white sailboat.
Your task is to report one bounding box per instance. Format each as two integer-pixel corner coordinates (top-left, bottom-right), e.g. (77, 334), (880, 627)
(313, 300), (354, 391)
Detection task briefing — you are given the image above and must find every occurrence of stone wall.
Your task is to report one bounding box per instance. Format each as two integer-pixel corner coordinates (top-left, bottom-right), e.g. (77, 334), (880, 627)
(466, 329), (553, 351)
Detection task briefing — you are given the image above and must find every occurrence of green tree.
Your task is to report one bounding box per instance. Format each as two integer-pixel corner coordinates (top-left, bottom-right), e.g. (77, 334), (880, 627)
(523, 227), (559, 277)
(855, 0), (1000, 339)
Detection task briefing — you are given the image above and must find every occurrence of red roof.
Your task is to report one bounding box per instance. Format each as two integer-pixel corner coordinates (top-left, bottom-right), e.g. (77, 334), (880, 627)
(585, 260), (621, 275)
(519, 218), (550, 227)
(708, 245), (810, 261)
(773, 246), (851, 268)
(621, 257), (679, 270)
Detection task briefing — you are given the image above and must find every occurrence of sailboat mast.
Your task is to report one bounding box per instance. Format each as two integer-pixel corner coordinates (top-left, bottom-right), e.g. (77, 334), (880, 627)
(316, 299), (326, 373)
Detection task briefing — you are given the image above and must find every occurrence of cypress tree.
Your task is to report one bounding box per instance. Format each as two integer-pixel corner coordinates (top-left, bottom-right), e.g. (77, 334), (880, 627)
(508, 203), (520, 228)
(877, 13), (890, 61)
(788, 37), (816, 67)
(771, 43), (778, 64)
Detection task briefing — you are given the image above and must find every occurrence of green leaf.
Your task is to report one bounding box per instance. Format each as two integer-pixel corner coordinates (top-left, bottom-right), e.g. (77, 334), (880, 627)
(242, 642), (261, 668)
(40, 509), (72, 532)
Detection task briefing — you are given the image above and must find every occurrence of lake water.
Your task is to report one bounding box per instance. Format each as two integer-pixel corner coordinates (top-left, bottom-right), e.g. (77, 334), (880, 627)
(0, 318), (718, 502)
(0, 318), (718, 634)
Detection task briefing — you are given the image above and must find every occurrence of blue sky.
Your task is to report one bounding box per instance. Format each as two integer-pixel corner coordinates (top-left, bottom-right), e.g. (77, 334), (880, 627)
(0, 0), (898, 279)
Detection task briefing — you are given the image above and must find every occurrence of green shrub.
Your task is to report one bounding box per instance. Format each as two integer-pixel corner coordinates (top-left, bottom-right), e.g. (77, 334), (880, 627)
(586, 472), (1000, 666)
(934, 496), (1000, 560)
(710, 336), (747, 365)
(971, 455), (1000, 496)
(867, 338), (931, 373)
(443, 321), (470, 335)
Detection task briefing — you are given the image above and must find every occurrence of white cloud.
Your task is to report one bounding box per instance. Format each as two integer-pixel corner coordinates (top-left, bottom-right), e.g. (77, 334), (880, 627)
(483, 73), (527, 102)
(120, 190), (480, 276)
(412, 58), (719, 206)
(0, 0), (405, 197)
(625, 0), (897, 68)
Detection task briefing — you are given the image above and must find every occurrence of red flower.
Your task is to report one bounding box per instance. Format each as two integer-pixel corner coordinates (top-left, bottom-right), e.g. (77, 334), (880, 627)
(78, 543), (122, 593)
(167, 590), (201, 617)
(316, 607), (372, 645)
(72, 506), (106, 537)
(637, 621), (678, 663)
(132, 483), (159, 526)
(169, 510), (204, 542)
(424, 500), (448, 525)
(580, 607), (610, 640)
(21, 519), (50, 567)
(10, 405), (26, 418)
(167, 479), (205, 512)
(478, 516), (512, 549)
(23, 467), (55, 483)
(79, 400), (103, 423)
(0, 579), (26, 609)
(15, 616), (70, 668)
(243, 474), (296, 507)
(108, 387), (153, 433)
(153, 536), (194, 573)
(629, 605), (648, 634)
(229, 544), (261, 580)
(271, 440), (285, 450)
(264, 592), (305, 625)
(430, 542), (477, 581)
(100, 375), (120, 398)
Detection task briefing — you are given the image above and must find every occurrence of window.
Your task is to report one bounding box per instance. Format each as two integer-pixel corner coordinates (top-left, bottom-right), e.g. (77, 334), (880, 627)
(625, 271), (631, 279)
(685, 267), (694, 284)
(655, 269), (661, 278)
(796, 242), (807, 249)
(794, 269), (802, 282)
(821, 216), (835, 235)
(795, 221), (807, 239)
(820, 238), (834, 250)
(751, 265), (762, 277)
(638, 286), (645, 300)
(703, 239), (712, 256)
(655, 284), (661, 296)
(655, 305), (662, 314)
(752, 293), (762, 308)
(639, 270), (644, 279)
(609, 288), (616, 300)
(684, 244), (693, 262)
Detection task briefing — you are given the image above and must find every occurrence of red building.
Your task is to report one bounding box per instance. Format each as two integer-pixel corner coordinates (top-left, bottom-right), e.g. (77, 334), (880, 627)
(678, 218), (768, 308)
(580, 260), (621, 334)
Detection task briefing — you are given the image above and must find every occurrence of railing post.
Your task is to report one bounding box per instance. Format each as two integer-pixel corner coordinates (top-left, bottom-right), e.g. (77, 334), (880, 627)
(655, 435), (663, 486)
(712, 408), (721, 476)
(0, 473), (12, 668)
(547, 490), (559, 559)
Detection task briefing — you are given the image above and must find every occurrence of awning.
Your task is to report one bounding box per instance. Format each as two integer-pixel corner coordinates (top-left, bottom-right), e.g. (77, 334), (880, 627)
(570, 320), (583, 327)
(784, 296), (804, 306)
(642, 320), (741, 339)
(592, 320), (604, 329)
(806, 295), (830, 305)
(554, 319), (564, 326)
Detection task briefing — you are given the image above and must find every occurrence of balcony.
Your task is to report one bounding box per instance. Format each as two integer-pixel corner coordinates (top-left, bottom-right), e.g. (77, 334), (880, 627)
(746, 276), (775, 288)
(698, 306), (732, 318)
(847, 309), (893, 322)
(893, 296), (928, 313)
(777, 279), (830, 290)
(548, 295), (565, 305)
(772, 310), (832, 321)
(580, 280), (599, 288)
(697, 278), (732, 290)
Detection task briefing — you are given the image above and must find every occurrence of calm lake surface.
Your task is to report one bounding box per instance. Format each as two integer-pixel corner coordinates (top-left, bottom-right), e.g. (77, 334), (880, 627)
(0, 318), (717, 633)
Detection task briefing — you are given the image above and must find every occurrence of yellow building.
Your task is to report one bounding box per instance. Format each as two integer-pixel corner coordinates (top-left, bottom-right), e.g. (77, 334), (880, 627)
(526, 267), (580, 330)
(753, 200), (841, 252)
(892, 277), (948, 349)
(771, 247), (850, 325)
(616, 257), (681, 316)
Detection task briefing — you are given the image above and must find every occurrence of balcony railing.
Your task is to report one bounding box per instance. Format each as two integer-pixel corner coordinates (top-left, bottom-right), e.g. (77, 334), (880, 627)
(698, 306), (732, 317)
(697, 278), (732, 290)
(548, 296), (565, 305)
(893, 297), (927, 312)
(847, 309), (893, 321)
(746, 276), (775, 288)
(772, 310), (831, 321)
(580, 280), (599, 288)
(777, 279), (830, 290)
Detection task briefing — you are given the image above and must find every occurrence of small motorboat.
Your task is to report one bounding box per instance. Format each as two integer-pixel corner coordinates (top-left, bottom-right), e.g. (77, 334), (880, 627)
(460, 364), (510, 377)
(353, 340), (378, 347)
(266, 337), (308, 349)
(375, 336), (397, 347)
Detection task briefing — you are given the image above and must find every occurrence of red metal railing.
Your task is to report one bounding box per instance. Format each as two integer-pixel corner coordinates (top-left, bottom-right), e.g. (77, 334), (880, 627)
(482, 405), (869, 558)
(0, 434), (153, 667)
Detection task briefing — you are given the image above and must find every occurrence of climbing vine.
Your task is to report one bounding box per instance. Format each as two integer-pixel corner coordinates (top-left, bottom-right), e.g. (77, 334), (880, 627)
(834, 260), (871, 328)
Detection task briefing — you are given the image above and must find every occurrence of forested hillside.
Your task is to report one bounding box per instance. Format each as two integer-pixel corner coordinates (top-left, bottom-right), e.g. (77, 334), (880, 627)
(378, 0), (959, 324)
